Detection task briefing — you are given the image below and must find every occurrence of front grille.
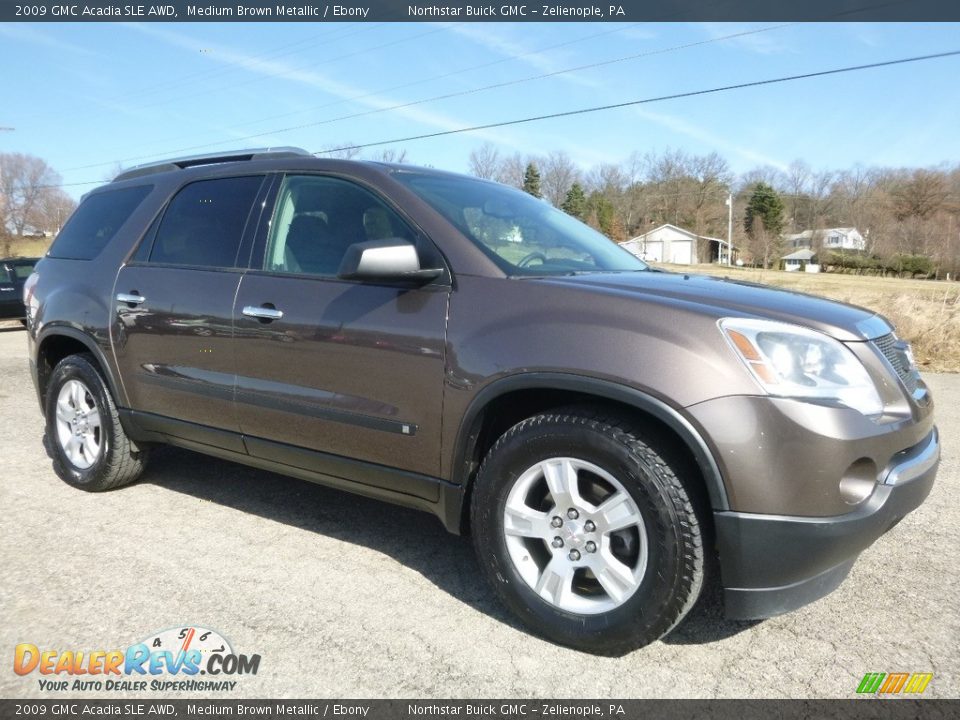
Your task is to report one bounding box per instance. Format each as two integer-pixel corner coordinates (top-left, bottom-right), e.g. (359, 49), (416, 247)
(872, 333), (920, 394)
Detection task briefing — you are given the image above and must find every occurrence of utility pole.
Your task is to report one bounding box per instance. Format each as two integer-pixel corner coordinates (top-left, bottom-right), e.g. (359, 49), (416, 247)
(725, 193), (733, 266)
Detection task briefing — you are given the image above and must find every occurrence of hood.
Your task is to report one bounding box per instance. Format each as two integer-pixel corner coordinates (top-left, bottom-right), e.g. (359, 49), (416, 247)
(532, 271), (892, 342)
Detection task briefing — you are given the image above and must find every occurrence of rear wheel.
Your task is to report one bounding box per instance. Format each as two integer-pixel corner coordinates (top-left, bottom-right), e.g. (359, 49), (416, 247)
(45, 354), (148, 491)
(471, 409), (704, 655)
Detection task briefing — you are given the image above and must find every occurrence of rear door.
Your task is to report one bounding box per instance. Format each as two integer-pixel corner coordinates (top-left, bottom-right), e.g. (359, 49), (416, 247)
(232, 173), (450, 479)
(111, 174), (268, 439)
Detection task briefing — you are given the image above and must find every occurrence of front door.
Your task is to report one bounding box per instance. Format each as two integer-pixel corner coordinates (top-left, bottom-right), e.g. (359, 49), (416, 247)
(232, 174), (449, 479)
(111, 174), (267, 437)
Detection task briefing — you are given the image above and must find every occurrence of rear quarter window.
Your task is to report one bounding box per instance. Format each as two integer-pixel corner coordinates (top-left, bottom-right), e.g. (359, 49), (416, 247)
(47, 185), (153, 260)
(148, 175), (263, 268)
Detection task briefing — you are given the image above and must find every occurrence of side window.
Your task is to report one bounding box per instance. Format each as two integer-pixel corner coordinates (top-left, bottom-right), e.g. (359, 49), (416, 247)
(47, 185), (152, 261)
(12, 264), (35, 279)
(150, 176), (263, 268)
(0, 266), (11, 283)
(264, 175), (416, 276)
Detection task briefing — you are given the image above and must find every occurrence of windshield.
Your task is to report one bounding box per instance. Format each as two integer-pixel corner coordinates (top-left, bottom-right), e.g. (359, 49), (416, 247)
(391, 171), (647, 276)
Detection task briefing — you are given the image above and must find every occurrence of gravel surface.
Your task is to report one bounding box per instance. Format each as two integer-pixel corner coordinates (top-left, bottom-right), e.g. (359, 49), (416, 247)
(1, 324), (956, 699)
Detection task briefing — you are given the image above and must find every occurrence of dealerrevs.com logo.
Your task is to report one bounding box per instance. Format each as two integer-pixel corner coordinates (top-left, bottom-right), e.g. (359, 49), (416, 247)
(14, 626), (261, 692)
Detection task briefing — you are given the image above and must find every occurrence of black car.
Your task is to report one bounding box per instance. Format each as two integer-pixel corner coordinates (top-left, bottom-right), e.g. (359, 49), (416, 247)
(1, 257), (40, 323)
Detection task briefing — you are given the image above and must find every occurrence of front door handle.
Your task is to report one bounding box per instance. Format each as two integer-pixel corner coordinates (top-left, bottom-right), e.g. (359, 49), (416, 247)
(242, 305), (284, 321)
(117, 292), (146, 307)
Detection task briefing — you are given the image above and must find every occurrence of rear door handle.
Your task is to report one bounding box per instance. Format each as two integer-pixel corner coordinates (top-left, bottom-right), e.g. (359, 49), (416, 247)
(117, 292), (146, 306)
(242, 305), (283, 321)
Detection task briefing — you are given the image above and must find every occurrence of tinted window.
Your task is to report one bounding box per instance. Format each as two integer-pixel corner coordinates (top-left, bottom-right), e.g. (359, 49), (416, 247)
(11, 262), (36, 279)
(47, 185), (152, 260)
(392, 171), (647, 276)
(150, 176), (263, 268)
(264, 175), (417, 276)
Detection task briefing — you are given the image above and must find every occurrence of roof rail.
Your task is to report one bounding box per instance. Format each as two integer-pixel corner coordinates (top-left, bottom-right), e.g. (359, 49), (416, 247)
(113, 147), (313, 182)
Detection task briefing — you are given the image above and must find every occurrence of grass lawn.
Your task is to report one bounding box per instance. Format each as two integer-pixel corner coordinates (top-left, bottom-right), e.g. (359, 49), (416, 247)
(2, 238), (50, 259)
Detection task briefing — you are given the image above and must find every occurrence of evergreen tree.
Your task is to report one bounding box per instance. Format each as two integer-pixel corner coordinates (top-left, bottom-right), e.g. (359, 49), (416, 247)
(744, 182), (786, 267)
(561, 183), (587, 219)
(744, 182), (785, 238)
(522, 163), (543, 198)
(596, 198), (616, 238)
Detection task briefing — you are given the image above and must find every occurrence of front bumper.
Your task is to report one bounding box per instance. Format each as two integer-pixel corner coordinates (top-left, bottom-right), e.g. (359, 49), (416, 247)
(716, 427), (939, 620)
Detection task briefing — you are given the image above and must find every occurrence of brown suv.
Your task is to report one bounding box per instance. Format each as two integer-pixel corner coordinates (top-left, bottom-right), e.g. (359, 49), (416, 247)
(26, 148), (939, 654)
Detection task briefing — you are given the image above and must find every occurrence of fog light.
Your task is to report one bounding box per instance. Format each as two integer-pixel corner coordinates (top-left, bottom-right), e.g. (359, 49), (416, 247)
(839, 458), (878, 505)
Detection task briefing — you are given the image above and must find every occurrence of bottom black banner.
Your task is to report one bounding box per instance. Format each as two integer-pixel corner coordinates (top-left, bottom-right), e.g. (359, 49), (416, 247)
(0, 700), (958, 720)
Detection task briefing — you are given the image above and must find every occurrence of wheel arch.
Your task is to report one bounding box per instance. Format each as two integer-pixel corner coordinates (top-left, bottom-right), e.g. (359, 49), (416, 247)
(448, 373), (729, 534)
(35, 325), (125, 415)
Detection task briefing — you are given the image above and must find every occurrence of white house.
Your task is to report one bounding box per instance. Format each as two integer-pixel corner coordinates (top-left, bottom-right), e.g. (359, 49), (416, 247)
(619, 224), (731, 265)
(783, 227), (866, 251)
(782, 248), (820, 272)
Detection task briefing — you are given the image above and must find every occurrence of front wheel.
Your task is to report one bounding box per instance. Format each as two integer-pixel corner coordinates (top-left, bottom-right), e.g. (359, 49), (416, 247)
(45, 353), (149, 491)
(470, 409), (705, 655)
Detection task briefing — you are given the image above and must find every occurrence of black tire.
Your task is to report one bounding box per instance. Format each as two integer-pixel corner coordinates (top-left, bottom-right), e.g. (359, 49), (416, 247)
(45, 353), (149, 491)
(470, 408), (705, 655)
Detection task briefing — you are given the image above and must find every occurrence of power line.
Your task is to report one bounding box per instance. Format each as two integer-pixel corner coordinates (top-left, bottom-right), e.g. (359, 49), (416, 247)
(62, 0), (909, 170)
(64, 24), (454, 172)
(129, 25), (453, 114)
(314, 50), (960, 155)
(157, 23), (644, 136)
(65, 24), (640, 171)
(191, 24), (797, 151)
(114, 23), (387, 104)
(67, 23), (791, 172)
(43, 49), (960, 191)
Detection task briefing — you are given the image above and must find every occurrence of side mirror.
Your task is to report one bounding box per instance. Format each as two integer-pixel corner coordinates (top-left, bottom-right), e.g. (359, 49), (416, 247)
(337, 239), (443, 283)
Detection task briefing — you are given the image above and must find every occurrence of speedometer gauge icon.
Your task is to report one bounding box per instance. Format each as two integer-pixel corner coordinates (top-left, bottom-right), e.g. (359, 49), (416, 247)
(139, 625), (233, 661)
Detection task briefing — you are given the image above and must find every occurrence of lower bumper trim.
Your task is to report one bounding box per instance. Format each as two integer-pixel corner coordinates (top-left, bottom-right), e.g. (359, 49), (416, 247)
(724, 559), (855, 621)
(715, 427), (938, 620)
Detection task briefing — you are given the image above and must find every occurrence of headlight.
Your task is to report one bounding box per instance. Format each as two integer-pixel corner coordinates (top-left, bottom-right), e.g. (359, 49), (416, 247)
(719, 318), (883, 417)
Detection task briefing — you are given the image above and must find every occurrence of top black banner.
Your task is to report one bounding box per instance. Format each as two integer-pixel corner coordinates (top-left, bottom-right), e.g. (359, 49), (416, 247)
(2, 0), (960, 23)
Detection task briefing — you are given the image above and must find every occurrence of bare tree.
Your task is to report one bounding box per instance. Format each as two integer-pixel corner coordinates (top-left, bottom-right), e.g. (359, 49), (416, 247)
(468, 143), (501, 180)
(538, 151), (580, 207)
(688, 152), (732, 237)
(892, 169), (949, 221)
(744, 216), (782, 269)
(0, 152), (62, 237)
(34, 188), (76, 235)
(323, 143), (362, 160)
(806, 170), (836, 232)
(737, 165), (784, 195)
(784, 160), (811, 231)
(496, 152), (527, 189)
(103, 162), (127, 183)
(372, 148), (409, 164)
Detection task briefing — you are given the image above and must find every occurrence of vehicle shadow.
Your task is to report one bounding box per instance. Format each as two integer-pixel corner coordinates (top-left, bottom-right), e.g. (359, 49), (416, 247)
(661, 582), (764, 645)
(130, 445), (760, 651)
(137, 446), (523, 630)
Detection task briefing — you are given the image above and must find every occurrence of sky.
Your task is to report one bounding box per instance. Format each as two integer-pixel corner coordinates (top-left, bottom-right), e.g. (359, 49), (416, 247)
(0, 20), (958, 198)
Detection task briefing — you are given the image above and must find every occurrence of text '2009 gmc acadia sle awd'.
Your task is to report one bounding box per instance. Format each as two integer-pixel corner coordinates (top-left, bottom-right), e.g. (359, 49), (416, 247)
(25, 148), (939, 654)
